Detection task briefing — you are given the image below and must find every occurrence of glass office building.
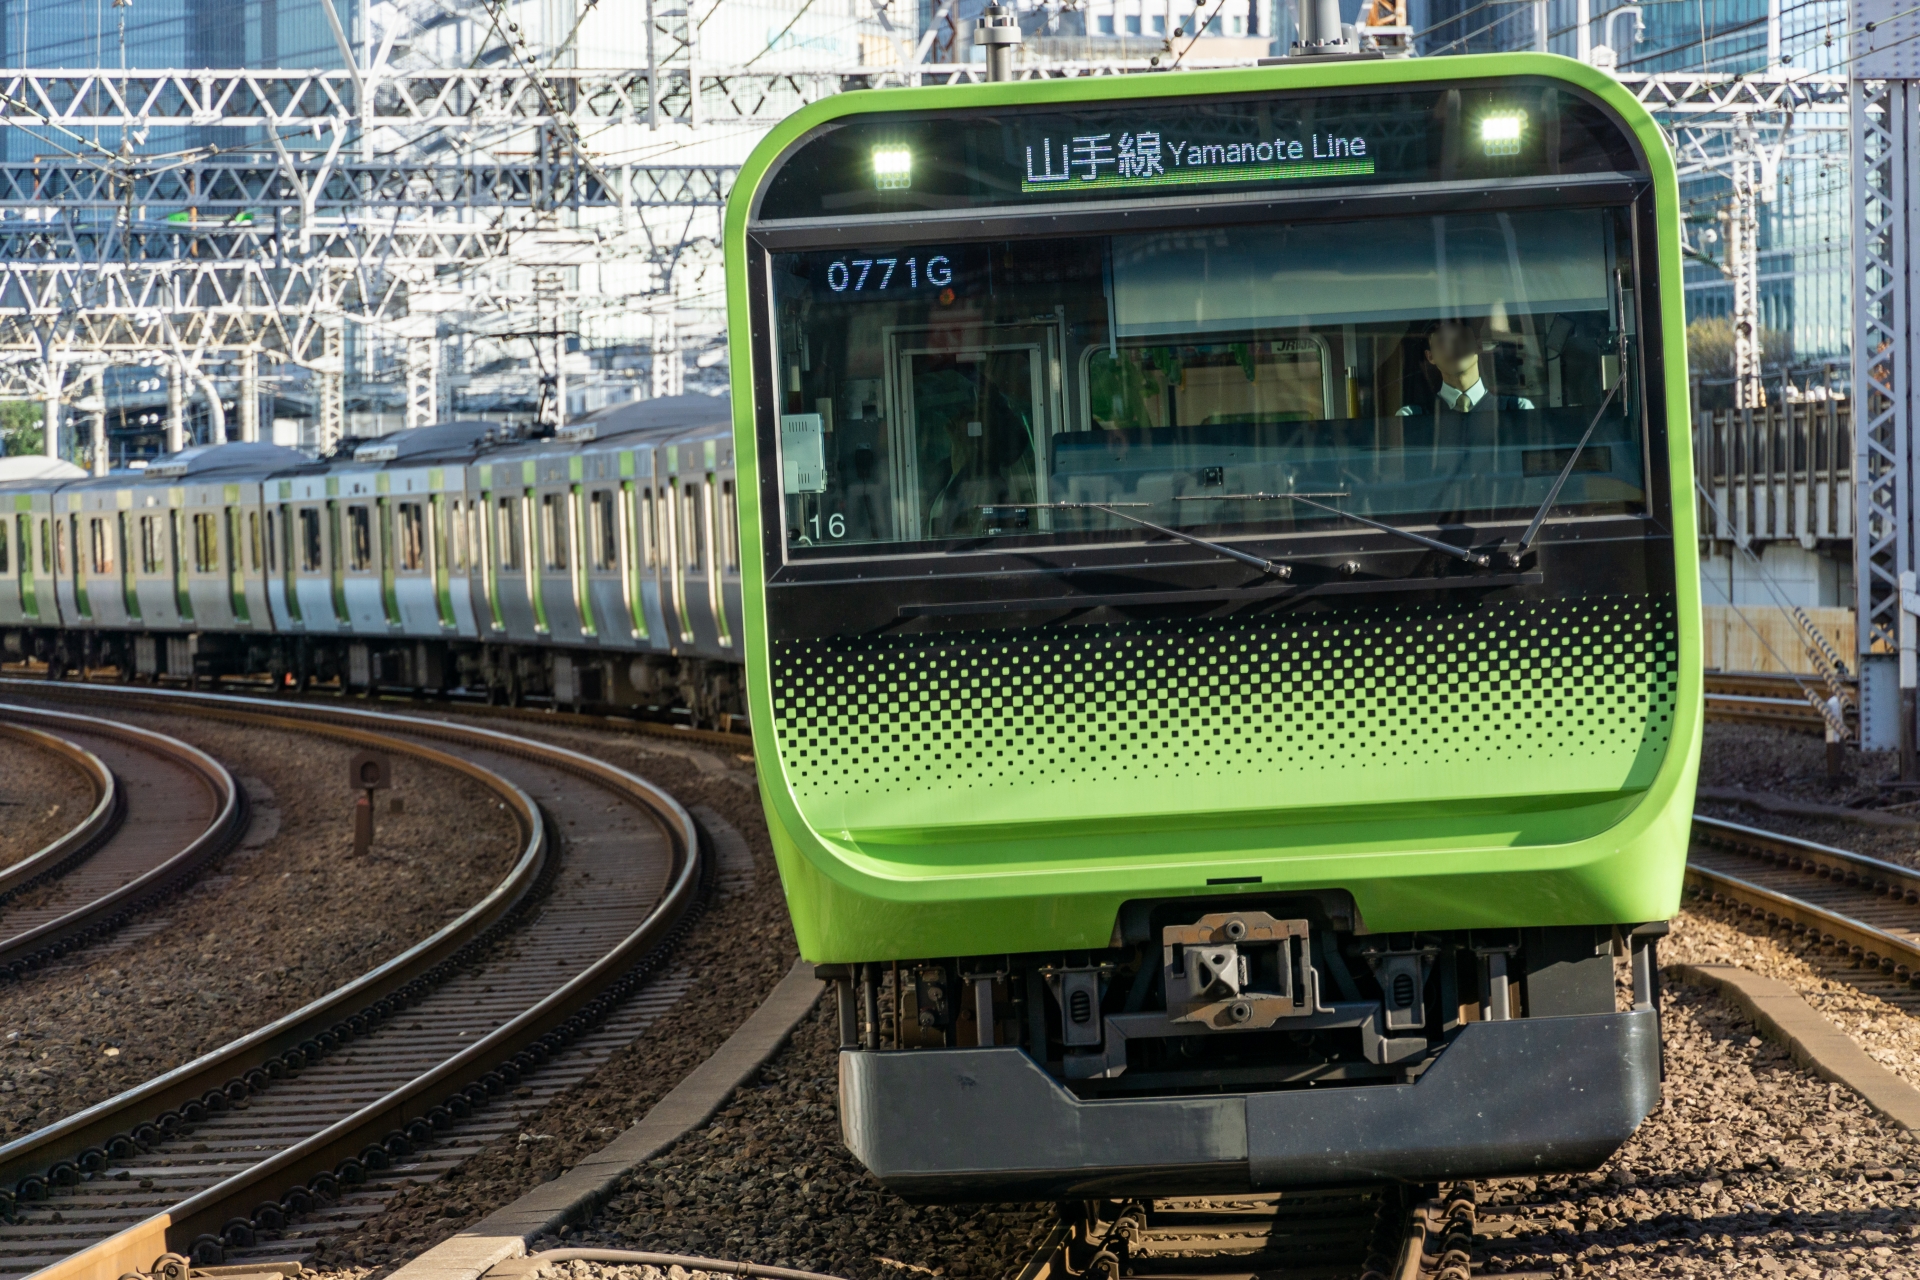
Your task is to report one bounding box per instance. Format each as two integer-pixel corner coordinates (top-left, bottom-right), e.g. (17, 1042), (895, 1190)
(1412, 0), (1852, 385)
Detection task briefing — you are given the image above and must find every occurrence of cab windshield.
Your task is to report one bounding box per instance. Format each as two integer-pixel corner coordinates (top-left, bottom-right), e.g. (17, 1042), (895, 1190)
(767, 207), (1644, 555)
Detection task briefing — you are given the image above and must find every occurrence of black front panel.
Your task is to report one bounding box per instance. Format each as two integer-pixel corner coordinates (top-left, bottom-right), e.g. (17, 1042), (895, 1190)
(757, 80), (1644, 222)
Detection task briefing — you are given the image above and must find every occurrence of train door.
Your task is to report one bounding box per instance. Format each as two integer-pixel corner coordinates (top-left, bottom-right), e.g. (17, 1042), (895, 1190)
(185, 499), (228, 626)
(429, 493), (455, 630)
(715, 463), (743, 648)
(131, 506), (176, 627)
(116, 507), (140, 622)
(481, 469), (538, 642)
(376, 497), (401, 629)
(569, 482), (598, 641)
(433, 487), (479, 637)
(168, 506), (193, 622)
(80, 506), (119, 627)
(655, 452), (692, 647)
(4, 504), (31, 624)
(340, 497), (387, 631)
(531, 482), (570, 642)
(223, 499), (252, 625)
(327, 500), (350, 625)
(66, 509), (91, 622)
(642, 462), (677, 646)
(706, 466), (733, 652)
(292, 500), (339, 632)
(616, 462), (653, 645)
(270, 500), (303, 628)
(587, 479), (635, 647)
(880, 322), (1061, 542)
(478, 483), (507, 635)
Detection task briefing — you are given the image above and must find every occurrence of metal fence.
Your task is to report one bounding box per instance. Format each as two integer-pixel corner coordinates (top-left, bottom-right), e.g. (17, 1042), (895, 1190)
(1692, 399), (1853, 546)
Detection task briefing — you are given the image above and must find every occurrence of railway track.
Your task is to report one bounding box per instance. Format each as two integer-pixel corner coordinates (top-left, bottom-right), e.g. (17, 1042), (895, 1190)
(1703, 671), (1841, 733)
(0, 706), (243, 981)
(0, 683), (715, 1280)
(1009, 1189), (1476, 1280)
(1686, 813), (1920, 997)
(0, 663), (753, 755)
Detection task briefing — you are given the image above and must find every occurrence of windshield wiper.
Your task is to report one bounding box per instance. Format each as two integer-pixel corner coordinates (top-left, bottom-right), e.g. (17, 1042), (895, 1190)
(1512, 371), (1627, 561)
(982, 502), (1293, 580)
(1177, 491), (1492, 568)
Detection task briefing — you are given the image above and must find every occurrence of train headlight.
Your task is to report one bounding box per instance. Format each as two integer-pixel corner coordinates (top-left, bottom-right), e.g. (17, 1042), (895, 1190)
(1480, 112), (1525, 157)
(872, 146), (913, 190)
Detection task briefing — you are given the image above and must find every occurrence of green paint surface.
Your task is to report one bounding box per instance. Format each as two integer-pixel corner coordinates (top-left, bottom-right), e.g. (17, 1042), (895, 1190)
(725, 54), (1705, 961)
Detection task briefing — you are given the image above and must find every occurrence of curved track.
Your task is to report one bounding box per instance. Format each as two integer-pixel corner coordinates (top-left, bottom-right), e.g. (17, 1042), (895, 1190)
(0, 706), (242, 981)
(1687, 814), (1920, 992)
(0, 685), (707, 1280)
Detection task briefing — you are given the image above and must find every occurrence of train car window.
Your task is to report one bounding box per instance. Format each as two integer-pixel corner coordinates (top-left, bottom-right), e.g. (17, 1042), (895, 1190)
(248, 511), (263, 572)
(89, 518), (110, 575)
(768, 207), (1643, 554)
(38, 518), (51, 574)
(540, 494), (569, 571)
(590, 490), (617, 570)
(0, 519), (8, 573)
(719, 479), (739, 570)
(191, 512), (217, 572)
(53, 519), (67, 574)
(643, 487), (660, 567)
(496, 496), (523, 570)
(398, 502), (426, 571)
(348, 505), (373, 571)
(299, 508), (324, 571)
(681, 483), (703, 570)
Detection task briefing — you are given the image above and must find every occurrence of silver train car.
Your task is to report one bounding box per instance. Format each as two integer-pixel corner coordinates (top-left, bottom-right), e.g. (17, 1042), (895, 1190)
(0, 395), (747, 726)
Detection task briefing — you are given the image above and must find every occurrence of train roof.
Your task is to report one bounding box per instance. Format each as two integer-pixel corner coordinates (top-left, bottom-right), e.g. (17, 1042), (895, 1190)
(558, 393), (731, 444)
(349, 421), (499, 465)
(0, 456), (86, 481)
(145, 442), (313, 480)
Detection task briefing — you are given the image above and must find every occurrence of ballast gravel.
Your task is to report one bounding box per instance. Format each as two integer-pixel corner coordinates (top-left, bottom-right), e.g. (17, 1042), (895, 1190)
(301, 726), (1054, 1280)
(319, 718), (1920, 1280)
(0, 711), (519, 1141)
(302, 730), (799, 1274)
(1476, 907), (1920, 1278)
(1696, 721), (1920, 861)
(0, 729), (94, 869)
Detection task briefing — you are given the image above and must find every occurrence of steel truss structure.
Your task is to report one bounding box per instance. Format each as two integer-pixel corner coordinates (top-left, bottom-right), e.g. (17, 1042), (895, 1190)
(1851, 77), (1912, 753)
(0, 65), (1855, 471)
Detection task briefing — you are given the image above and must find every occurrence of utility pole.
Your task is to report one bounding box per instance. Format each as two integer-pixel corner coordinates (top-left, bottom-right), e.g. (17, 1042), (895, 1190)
(1727, 119), (1765, 410)
(166, 359), (185, 453)
(84, 366), (106, 476)
(239, 348), (260, 442)
(1852, 0), (1920, 762)
(41, 358), (64, 461)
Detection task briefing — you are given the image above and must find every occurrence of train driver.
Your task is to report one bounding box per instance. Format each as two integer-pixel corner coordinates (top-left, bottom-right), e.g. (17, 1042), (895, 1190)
(1398, 318), (1534, 416)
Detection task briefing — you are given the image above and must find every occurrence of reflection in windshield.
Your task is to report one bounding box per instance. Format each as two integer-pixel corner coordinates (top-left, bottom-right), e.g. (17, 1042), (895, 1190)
(768, 208), (1642, 555)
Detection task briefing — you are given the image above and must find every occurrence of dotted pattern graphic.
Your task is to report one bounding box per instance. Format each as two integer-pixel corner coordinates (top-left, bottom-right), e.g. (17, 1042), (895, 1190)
(769, 595), (1679, 819)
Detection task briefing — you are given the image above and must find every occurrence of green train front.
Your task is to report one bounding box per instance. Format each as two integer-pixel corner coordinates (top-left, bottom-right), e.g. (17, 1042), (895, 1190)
(726, 53), (1700, 1200)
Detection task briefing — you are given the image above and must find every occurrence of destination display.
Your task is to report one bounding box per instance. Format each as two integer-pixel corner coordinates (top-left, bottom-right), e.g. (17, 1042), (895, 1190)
(754, 82), (1642, 221)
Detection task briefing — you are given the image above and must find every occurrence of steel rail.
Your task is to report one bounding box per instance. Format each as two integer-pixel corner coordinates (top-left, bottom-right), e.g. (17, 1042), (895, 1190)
(1687, 814), (1920, 983)
(0, 718), (119, 900)
(2, 667), (754, 753)
(0, 704), (240, 978)
(0, 704), (545, 1218)
(0, 682), (704, 1280)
